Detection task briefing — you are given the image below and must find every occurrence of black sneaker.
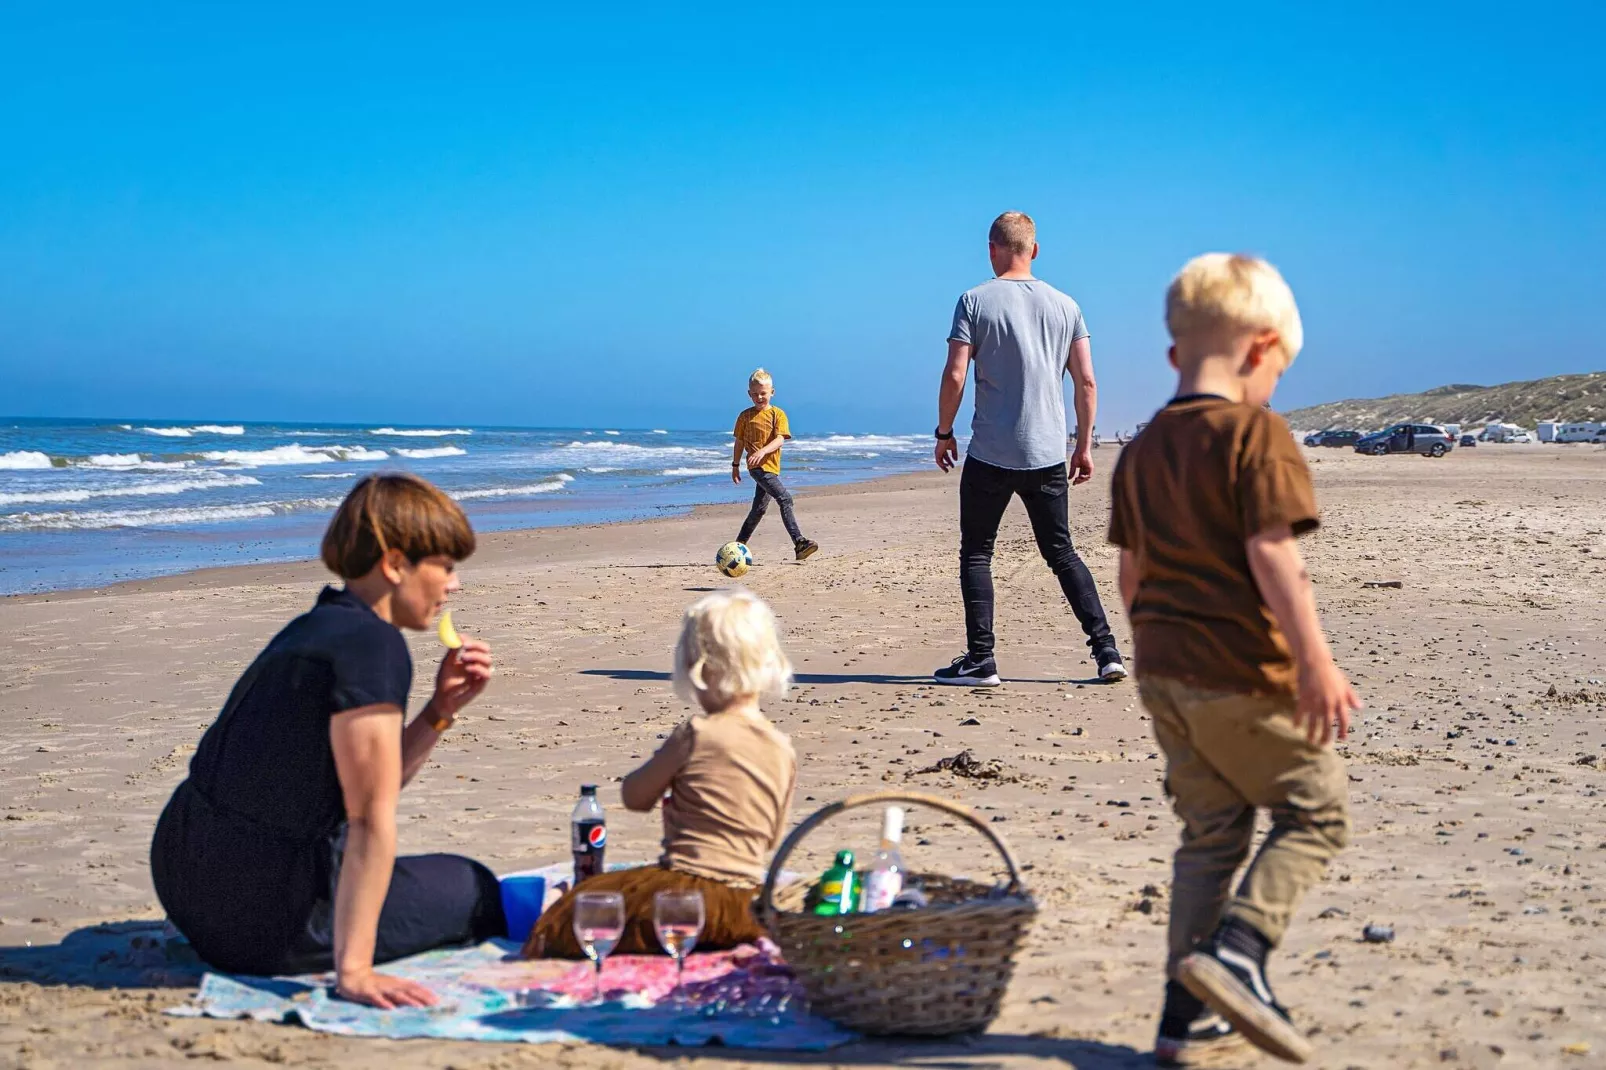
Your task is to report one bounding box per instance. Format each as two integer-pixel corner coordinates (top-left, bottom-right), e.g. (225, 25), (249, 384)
(1154, 980), (1249, 1067)
(794, 538), (819, 561)
(1178, 924), (1311, 1064)
(1097, 651), (1129, 681)
(933, 653), (1001, 687)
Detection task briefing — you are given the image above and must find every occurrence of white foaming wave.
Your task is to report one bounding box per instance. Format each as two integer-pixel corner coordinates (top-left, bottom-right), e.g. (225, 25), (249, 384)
(301, 472), (358, 479)
(0, 450), (55, 469)
(138, 424), (245, 437)
(604, 430), (621, 435)
(200, 444), (388, 466)
(651, 429), (669, 434)
(584, 466), (621, 473)
(456, 474), (574, 500)
(786, 433), (927, 454)
(0, 495), (337, 530)
(663, 467), (729, 477)
(369, 427), (473, 437)
(393, 446), (468, 459)
(0, 474), (261, 507)
(77, 453), (194, 471)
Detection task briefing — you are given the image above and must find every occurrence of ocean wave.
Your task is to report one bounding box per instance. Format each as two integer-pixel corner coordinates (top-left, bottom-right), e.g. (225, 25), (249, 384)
(455, 475), (574, 500)
(604, 430), (621, 435)
(369, 427), (472, 437)
(0, 450), (56, 469)
(651, 429), (669, 434)
(0, 496), (338, 531)
(663, 467), (729, 477)
(583, 466), (621, 473)
(77, 453), (194, 471)
(786, 433), (927, 454)
(0, 474), (261, 507)
(392, 446), (468, 459)
(200, 444), (388, 467)
(138, 424), (245, 437)
(301, 472), (358, 479)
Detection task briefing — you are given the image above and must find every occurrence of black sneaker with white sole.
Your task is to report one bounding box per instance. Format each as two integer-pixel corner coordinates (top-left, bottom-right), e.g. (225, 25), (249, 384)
(1154, 980), (1249, 1067)
(1177, 920), (1310, 1064)
(1097, 652), (1128, 681)
(933, 653), (1001, 687)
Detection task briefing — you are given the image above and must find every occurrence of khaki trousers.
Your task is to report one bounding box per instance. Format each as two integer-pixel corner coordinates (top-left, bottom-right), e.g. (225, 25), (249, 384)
(1139, 675), (1351, 977)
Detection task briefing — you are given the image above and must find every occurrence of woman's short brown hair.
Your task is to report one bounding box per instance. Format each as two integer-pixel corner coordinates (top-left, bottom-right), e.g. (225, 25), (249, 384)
(321, 473), (476, 579)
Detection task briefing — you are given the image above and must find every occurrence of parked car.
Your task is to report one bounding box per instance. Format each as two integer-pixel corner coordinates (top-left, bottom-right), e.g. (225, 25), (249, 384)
(1303, 429), (1364, 447)
(1355, 423), (1455, 457)
(1459, 434), (1477, 447)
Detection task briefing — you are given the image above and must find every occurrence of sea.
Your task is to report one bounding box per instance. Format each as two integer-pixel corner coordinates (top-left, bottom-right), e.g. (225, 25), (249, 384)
(0, 419), (936, 595)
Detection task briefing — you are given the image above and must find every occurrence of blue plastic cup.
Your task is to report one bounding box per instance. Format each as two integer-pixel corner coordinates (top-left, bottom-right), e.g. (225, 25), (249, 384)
(499, 874), (547, 943)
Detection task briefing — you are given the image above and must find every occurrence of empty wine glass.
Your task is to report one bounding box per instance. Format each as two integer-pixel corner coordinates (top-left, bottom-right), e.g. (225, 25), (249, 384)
(652, 889), (705, 1005)
(572, 891), (626, 1005)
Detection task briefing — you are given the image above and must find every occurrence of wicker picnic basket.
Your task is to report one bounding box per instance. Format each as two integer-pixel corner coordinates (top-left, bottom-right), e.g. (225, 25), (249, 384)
(759, 790), (1036, 1036)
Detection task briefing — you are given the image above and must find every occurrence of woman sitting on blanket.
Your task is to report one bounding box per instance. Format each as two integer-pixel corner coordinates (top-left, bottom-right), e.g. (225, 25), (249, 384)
(527, 588), (798, 958)
(150, 474), (503, 1009)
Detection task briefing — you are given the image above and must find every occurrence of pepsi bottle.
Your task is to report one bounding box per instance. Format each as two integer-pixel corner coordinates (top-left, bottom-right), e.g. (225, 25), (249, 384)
(571, 784), (607, 885)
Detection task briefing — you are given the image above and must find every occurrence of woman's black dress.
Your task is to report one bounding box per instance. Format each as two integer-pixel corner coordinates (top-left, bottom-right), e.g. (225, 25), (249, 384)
(151, 586), (504, 974)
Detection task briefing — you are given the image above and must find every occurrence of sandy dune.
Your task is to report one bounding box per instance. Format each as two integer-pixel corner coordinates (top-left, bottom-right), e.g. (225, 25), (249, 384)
(3, 444), (1604, 1068)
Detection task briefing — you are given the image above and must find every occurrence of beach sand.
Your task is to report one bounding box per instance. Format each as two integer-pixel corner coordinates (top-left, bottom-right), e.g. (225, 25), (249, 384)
(3, 445), (1605, 1068)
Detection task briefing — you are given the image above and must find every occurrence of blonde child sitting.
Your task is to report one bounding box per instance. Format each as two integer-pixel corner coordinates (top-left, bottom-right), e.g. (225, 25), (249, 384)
(525, 588), (798, 958)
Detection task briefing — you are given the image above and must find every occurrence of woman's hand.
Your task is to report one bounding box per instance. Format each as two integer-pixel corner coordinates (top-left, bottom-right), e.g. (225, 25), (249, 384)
(336, 966), (438, 1009)
(432, 637), (493, 719)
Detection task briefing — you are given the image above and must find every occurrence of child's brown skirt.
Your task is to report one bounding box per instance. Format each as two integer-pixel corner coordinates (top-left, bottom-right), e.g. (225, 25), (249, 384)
(522, 864), (765, 959)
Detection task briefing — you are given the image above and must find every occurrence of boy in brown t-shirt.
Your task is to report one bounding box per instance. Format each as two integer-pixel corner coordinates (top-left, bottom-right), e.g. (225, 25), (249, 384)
(1109, 254), (1361, 1067)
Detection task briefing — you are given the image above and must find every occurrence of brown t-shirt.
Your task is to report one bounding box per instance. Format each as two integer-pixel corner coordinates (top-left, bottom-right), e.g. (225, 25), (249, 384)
(620, 709), (797, 888)
(1108, 396), (1320, 697)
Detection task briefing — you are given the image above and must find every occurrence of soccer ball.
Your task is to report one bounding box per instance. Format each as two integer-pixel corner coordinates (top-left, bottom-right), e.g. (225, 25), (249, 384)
(715, 541), (753, 578)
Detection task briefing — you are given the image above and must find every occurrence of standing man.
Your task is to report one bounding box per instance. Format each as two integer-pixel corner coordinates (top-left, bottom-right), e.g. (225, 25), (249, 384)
(933, 211), (1126, 686)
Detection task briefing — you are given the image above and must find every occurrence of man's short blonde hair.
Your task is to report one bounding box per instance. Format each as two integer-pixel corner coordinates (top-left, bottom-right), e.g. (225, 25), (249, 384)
(748, 368), (773, 390)
(673, 588), (792, 708)
(1166, 253), (1303, 362)
(988, 211), (1036, 256)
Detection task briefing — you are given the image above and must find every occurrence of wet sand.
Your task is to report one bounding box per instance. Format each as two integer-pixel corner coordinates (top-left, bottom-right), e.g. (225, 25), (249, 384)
(3, 445), (1605, 1068)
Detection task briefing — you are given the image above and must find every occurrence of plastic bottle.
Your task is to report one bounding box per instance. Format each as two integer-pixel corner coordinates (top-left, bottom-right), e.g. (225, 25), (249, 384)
(811, 850), (858, 916)
(571, 784), (607, 885)
(860, 807), (906, 912)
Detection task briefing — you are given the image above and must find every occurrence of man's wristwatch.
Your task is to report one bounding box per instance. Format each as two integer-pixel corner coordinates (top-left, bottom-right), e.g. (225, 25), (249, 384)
(429, 707), (454, 732)
(934, 426), (955, 440)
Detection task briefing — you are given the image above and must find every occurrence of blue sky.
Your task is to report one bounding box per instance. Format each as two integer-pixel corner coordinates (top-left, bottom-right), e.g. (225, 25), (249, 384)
(2, 4), (1601, 432)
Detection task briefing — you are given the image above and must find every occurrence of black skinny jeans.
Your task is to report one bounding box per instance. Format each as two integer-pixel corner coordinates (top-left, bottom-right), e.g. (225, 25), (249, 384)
(737, 469), (804, 544)
(959, 455), (1116, 659)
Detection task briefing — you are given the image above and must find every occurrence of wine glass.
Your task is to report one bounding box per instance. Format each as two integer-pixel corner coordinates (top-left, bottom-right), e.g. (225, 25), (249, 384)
(652, 889), (705, 1006)
(572, 891), (626, 1005)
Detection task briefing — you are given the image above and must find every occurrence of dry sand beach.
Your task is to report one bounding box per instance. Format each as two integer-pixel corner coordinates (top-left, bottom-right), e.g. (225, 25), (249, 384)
(3, 445), (1605, 1069)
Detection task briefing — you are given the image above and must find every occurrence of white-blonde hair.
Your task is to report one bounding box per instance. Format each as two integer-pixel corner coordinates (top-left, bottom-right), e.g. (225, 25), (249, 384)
(748, 368), (774, 390)
(672, 588), (792, 708)
(1165, 253), (1304, 363)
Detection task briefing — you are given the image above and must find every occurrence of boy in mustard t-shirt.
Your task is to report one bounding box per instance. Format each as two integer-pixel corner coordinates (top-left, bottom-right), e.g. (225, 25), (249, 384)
(1109, 254), (1362, 1067)
(731, 369), (818, 561)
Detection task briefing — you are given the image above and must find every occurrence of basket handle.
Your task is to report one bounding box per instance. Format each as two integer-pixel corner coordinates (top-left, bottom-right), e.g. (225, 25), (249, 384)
(758, 790), (1027, 923)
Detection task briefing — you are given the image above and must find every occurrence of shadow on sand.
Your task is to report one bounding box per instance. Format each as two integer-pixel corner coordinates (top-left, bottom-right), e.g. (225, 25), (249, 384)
(635, 1033), (1148, 1068)
(581, 668), (1114, 688)
(0, 920), (202, 990)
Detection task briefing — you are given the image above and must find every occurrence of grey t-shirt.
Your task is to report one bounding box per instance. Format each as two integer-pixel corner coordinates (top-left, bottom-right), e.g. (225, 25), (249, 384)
(948, 277), (1089, 470)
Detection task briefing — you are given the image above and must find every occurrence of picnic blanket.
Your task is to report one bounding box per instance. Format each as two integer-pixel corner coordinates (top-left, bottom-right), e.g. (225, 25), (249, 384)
(170, 938), (857, 1049)
(164, 860), (853, 1049)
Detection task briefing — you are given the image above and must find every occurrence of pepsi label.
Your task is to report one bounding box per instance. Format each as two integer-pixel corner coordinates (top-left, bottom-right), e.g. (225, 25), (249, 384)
(573, 819), (606, 883)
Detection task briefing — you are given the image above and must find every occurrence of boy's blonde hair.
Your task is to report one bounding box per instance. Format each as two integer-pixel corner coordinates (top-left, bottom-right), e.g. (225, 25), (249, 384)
(673, 588), (792, 708)
(1165, 253), (1304, 363)
(748, 368), (773, 390)
(988, 211), (1036, 255)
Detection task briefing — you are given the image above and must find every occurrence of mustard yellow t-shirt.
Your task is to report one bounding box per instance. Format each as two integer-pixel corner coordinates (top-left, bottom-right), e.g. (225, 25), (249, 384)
(733, 405), (791, 475)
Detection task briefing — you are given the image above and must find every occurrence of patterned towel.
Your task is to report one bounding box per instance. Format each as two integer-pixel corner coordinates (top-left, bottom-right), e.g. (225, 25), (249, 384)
(169, 938), (858, 1050)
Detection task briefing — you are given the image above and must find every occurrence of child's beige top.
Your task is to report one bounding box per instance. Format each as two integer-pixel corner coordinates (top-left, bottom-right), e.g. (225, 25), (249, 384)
(621, 709), (797, 888)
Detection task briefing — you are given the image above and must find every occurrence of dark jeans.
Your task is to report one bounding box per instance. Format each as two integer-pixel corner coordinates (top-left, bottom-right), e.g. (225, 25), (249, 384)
(737, 469), (804, 544)
(959, 455), (1116, 660)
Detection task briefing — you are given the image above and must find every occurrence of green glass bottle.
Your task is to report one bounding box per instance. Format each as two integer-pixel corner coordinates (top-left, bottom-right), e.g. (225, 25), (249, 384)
(811, 850), (858, 916)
